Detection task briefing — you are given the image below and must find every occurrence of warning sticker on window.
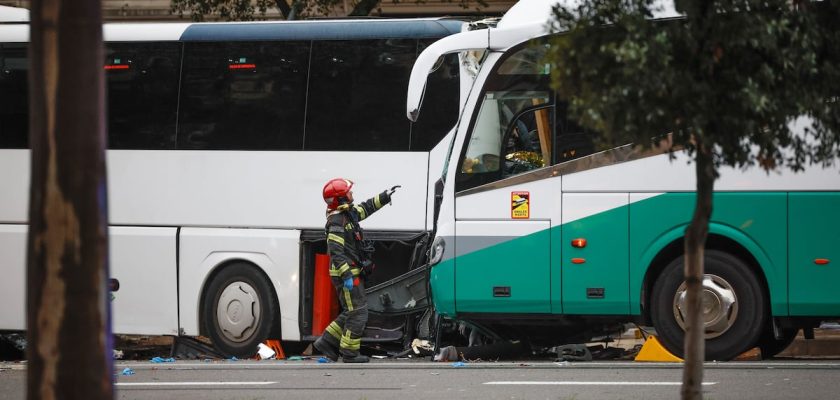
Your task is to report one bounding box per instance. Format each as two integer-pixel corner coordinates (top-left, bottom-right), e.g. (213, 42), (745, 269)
(511, 191), (530, 219)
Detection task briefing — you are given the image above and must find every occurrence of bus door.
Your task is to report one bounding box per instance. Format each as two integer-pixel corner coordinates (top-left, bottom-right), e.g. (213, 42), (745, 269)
(451, 89), (555, 314)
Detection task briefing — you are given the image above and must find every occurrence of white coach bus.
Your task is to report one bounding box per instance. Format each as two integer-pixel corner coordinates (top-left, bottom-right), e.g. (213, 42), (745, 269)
(382, 0), (840, 361)
(0, 15), (468, 356)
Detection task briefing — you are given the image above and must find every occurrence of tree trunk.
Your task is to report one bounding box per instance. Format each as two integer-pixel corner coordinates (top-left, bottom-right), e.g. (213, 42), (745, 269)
(26, 1), (111, 399)
(681, 145), (715, 400)
(273, 0), (292, 18)
(350, 0), (381, 16)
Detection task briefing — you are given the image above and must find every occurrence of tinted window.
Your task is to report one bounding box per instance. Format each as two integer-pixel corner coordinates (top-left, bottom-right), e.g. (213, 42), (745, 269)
(105, 43), (180, 149)
(178, 41), (310, 150)
(553, 101), (596, 164)
(0, 44), (29, 149)
(305, 39), (414, 151)
(410, 42), (460, 151)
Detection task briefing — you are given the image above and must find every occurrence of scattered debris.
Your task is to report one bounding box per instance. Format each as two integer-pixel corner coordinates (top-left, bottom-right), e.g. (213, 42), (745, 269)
(256, 343), (276, 360)
(451, 361), (466, 367)
(287, 356), (304, 361)
(170, 336), (224, 360)
(317, 357), (331, 363)
(150, 357), (175, 363)
(113, 349), (124, 360)
(0, 334), (26, 361)
(551, 344), (592, 362)
(120, 367), (135, 376)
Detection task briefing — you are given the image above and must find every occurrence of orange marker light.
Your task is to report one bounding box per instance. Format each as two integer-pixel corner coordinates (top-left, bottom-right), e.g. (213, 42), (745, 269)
(571, 258), (586, 264)
(815, 259), (830, 265)
(571, 238), (587, 248)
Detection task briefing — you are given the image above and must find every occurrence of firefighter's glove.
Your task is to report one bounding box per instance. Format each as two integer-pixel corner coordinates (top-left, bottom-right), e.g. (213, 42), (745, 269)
(343, 277), (354, 290)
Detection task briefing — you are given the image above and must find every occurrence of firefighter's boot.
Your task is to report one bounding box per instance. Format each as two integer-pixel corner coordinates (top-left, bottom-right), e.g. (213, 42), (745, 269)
(313, 337), (339, 362)
(342, 354), (370, 363)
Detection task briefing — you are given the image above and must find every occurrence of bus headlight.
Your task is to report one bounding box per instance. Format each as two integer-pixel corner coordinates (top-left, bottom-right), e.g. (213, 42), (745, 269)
(429, 236), (445, 266)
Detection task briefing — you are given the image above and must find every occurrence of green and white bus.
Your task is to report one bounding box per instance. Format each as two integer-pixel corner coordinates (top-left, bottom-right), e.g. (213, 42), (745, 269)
(375, 0), (840, 361)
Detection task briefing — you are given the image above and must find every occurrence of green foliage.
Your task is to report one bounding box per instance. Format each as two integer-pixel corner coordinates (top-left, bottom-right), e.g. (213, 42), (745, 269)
(171, 0), (280, 21)
(170, 0), (490, 21)
(547, 0), (840, 173)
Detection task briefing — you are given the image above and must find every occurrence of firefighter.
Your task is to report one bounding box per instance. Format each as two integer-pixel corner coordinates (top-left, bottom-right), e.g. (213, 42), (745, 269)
(313, 178), (400, 363)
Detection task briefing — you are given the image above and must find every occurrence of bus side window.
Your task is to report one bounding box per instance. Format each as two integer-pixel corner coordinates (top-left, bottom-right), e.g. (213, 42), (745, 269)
(106, 42), (180, 150)
(305, 39), (414, 151)
(553, 101), (595, 164)
(178, 41), (309, 150)
(0, 44), (29, 149)
(410, 45), (460, 151)
(502, 106), (552, 178)
(456, 91), (550, 191)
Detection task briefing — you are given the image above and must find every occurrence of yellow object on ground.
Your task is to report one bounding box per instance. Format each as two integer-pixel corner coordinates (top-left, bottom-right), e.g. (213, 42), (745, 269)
(634, 335), (683, 362)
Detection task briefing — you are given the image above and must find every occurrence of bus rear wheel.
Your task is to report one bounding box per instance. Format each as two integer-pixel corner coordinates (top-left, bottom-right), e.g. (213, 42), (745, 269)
(204, 262), (277, 358)
(650, 250), (766, 361)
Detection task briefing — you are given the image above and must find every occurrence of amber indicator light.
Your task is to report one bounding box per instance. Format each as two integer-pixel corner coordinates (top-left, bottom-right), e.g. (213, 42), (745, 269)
(571, 238), (587, 248)
(815, 259), (830, 265)
(571, 258), (586, 264)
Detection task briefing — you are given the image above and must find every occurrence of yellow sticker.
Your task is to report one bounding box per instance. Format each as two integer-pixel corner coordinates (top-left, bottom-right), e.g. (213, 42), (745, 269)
(511, 191), (530, 219)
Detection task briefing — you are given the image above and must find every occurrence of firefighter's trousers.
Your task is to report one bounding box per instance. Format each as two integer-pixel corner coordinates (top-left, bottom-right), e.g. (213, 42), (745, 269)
(321, 278), (368, 358)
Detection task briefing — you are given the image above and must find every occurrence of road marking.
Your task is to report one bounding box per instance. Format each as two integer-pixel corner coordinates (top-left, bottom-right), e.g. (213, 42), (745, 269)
(116, 382), (276, 387)
(484, 381), (717, 386)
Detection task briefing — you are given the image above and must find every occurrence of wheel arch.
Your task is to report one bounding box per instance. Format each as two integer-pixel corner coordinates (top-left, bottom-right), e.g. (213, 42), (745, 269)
(639, 223), (776, 326)
(198, 257), (281, 338)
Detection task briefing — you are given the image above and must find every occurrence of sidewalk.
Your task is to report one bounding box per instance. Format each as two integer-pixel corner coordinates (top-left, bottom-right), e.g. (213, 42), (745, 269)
(778, 328), (840, 358)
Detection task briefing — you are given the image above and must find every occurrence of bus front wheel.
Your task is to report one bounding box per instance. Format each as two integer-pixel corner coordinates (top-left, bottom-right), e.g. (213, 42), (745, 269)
(203, 262), (277, 358)
(650, 250), (766, 361)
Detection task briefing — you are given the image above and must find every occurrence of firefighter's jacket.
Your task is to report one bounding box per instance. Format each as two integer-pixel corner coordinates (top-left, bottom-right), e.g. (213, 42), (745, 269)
(326, 190), (391, 282)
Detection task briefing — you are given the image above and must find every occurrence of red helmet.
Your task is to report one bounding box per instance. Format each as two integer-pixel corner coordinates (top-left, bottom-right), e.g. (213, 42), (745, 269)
(323, 178), (354, 210)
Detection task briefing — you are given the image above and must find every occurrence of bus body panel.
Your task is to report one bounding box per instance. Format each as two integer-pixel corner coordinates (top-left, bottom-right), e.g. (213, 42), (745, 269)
(0, 150), (28, 223)
(629, 192), (789, 316)
(178, 228), (301, 340)
(0, 224), (26, 330)
(789, 192), (840, 316)
(562, 148), (840, 193)
(561, 193), (630, 314)
(454, 176), (557, 314)
(453, 220), (551, 313)
(0, 225), (181, 334)
(1, 150), (431, 231)
(111, 227), (179, 335)
(109, 150), (429, 231)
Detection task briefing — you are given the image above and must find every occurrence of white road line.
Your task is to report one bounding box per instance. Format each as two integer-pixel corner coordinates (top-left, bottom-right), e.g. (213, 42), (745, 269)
(116, 382), (275, 387)
(484, 381), (718, 386)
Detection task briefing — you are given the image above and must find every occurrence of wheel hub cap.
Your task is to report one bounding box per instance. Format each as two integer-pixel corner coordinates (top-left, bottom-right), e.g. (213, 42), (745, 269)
(673, 274), (738, 339)
(217, 282), (260, 342)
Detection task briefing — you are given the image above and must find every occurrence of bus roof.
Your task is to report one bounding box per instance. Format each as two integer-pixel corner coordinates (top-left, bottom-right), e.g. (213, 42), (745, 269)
(0, 5), (28, 23)
(179, 19), (465, 41)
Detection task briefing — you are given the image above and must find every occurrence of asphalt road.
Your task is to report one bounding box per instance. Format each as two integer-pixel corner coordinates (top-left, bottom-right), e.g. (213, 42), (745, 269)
(3, 360), (840, 400)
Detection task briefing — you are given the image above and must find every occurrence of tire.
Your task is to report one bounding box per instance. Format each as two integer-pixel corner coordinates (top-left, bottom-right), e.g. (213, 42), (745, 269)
(757, 327), (798, 359)
(203, 262), (277, 358)
(650, 250), (766, 361)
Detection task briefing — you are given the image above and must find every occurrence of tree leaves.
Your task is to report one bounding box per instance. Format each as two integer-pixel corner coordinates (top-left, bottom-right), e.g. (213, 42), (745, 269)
(546, 0), (840, 173)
